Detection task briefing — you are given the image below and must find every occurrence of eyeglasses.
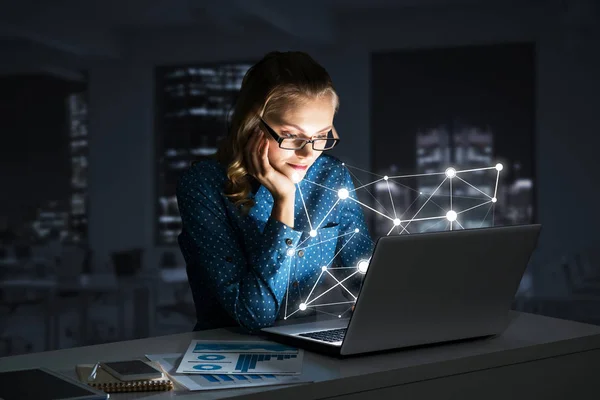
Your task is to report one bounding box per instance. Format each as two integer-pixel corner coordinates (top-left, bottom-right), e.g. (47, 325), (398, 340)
(259, 118), (340, 151)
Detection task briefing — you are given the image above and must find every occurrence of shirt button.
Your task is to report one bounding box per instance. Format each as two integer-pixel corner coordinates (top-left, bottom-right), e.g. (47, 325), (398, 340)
(297, 250), (305, 257)
(225, 256), (233, 262)
(293, 281), (299, 288)
(285, 238), (293, 246)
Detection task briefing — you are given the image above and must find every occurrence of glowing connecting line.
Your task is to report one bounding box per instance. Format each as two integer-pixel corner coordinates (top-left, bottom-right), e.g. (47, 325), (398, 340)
(283, 171), (371, 319)
(282, 162), (503, 319)
(344, 162), (503, 234)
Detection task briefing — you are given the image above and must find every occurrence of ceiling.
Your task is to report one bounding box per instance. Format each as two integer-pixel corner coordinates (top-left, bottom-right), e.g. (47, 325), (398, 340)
(0, 0), (596, 77)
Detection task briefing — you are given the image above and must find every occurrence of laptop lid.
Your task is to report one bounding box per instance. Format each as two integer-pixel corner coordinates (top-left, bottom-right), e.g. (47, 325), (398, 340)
(339, 224), (541, 356)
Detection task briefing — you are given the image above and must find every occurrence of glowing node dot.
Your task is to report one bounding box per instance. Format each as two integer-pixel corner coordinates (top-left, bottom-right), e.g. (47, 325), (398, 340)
(291, 172), (301, 183)
(357, 260), (369, 274)
(492, 197), (497, 203)
(393, 218), (401, 226)
(446, 210), (457, 222)
(338, 188), (349, 200)
(338, 315), (342, 318)
(354, 228), (359, 233)
(420, 192), (423, 195)
(322, 266), (327, 271)
(445, 167), (456, 179)
(299, 303), (307, 311)
(342, 163), (345, 166)
(384, 175), (389, 181)
(286, 249), (295, 256)
(310, 230), (317, 237)
(496, 163), (503, 171)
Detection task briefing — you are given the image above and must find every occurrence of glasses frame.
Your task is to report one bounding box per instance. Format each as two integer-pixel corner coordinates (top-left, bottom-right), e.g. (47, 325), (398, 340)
(259, 118), (340, 151)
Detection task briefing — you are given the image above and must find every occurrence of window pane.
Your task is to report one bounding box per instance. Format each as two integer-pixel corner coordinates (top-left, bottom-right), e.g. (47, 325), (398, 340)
(156, 62), (253, 245)
(370, 44), (535, 237)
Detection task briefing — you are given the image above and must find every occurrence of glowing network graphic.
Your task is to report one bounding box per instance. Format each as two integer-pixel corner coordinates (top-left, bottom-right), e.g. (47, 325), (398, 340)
(282, 162), (504, 320)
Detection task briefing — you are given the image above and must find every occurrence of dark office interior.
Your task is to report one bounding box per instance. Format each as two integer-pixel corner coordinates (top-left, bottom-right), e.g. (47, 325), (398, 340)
(1, 0), (599, 360)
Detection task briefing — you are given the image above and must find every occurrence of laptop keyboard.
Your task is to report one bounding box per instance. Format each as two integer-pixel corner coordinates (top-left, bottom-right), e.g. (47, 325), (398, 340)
(298, 328), (347, 343)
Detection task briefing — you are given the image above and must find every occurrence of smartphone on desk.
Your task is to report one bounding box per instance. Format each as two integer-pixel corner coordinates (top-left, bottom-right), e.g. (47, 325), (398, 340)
(100, 360), (164, 382)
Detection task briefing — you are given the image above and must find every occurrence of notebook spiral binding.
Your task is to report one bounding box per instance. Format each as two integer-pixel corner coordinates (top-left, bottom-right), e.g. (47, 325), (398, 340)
(87, 379), (174, 393)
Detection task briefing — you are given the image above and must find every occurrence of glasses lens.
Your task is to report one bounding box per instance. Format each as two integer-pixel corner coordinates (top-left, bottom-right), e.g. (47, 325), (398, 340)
(280, 137), (339, 151)
(280, 138), (307, 150)
(313, 139), (338, 151)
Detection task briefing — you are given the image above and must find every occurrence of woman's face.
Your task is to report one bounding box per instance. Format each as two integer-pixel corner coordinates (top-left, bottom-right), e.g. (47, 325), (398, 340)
(262, 95), (336, 183)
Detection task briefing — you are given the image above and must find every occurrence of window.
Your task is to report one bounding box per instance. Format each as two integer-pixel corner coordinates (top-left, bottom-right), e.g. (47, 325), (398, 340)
(155, 62), (253, 245)
(369, 43), (535, 238)
(67, 92), (89, 243)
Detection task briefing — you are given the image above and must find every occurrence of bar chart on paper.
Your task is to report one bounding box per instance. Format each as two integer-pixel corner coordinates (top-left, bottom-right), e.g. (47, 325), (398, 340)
(146, 353), (311, 391)
(176, 340), (304, 375)
(234, 353), (298, 373)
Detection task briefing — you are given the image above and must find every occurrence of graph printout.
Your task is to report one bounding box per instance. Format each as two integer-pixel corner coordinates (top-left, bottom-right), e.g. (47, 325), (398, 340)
(147, 353), (310, 391)
(176, 340), (304, 375)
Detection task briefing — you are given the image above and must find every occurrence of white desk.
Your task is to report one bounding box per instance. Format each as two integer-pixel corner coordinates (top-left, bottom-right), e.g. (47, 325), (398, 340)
(1, 312), (599, 399)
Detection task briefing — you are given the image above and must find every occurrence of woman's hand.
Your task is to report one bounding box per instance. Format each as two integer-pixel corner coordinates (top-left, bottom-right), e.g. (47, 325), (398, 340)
(245, 129), (296, 202)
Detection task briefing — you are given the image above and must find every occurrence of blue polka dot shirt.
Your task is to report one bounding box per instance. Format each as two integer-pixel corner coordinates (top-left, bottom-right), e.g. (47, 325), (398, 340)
(176, 154), (374, 333)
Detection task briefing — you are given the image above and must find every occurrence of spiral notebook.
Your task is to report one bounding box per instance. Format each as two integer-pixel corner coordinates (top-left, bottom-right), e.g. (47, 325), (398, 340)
(76, 362), (174, 393)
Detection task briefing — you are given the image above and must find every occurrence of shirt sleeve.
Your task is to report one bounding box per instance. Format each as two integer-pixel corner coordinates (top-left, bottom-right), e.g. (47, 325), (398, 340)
(335, 166), (376, 296)
(176, 166), (302, 333)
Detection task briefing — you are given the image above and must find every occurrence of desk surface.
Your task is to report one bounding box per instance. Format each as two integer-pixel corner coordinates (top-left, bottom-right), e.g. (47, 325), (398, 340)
(1, 311), (600, 400)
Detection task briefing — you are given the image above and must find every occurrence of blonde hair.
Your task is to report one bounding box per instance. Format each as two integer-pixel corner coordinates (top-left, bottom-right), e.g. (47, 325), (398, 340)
(215, 51), (339, 215)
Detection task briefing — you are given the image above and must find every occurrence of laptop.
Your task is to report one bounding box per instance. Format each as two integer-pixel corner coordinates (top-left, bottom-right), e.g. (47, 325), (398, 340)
(260, 224), (541, 357)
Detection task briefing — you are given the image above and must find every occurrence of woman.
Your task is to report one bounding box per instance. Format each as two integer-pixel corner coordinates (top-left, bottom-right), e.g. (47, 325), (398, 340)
(177, 51), (374, 333)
